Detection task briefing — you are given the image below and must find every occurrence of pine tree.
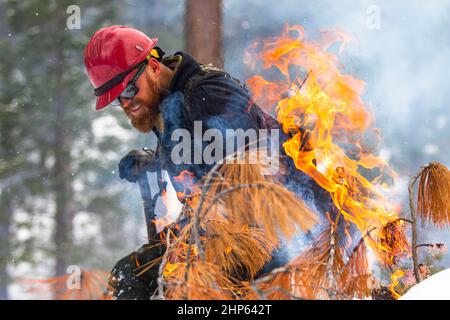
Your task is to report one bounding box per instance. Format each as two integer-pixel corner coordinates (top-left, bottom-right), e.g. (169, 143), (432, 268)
(0, 0), (140, 299)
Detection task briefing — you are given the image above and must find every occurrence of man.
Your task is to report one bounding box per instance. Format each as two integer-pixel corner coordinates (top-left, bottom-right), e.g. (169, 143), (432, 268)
(84, 26), (332, 299)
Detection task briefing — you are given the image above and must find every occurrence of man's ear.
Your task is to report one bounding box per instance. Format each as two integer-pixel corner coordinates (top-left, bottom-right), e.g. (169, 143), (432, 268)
(147, 58), (161, 77)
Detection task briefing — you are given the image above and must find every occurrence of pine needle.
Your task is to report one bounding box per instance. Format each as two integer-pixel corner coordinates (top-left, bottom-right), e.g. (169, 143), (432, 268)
(22, 269), (111, 300)
(203, 218), (276, 279)
(338, 239), (372, 299)
(201, 160), (318, 243)
(376, 219), (411, 268)
(417, 162), (450, 228)
(248, 224), (346, 300)
(159, 152), (319, 299)
(164, 261), (237, 300)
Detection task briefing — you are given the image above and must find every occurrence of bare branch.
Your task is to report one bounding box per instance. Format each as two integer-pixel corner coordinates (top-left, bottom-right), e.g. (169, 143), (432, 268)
(151, 227), (172, 300)
(409, 164), (431, 283)
(326, 221), (337, 299)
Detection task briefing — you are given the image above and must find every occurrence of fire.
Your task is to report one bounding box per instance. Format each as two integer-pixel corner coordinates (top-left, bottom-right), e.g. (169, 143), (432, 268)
(163, 262), (181, 277)
(128, 25), (416, 300)
(246, 25), (402, 260)
(389, 269), (405, 299)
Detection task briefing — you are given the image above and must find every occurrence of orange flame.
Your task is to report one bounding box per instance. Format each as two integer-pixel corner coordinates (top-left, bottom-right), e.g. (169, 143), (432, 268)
(163, 262), (181, 277)
(389, 269), (405, 299)
(246, 25), (403, 261)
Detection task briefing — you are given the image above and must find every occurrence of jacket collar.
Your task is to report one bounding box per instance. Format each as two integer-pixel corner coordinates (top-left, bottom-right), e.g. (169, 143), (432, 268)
(163, 51), (201, 94)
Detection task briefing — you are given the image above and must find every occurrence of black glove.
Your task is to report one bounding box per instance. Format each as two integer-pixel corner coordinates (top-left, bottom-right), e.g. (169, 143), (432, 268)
(118, 148), (157, 182)
(107, 234), (166, 300)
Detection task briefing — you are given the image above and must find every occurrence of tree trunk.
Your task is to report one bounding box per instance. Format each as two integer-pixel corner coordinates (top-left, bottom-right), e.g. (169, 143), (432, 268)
(185, 0), (223, 68)
(52, 47), (75, 277)
(53, 134), (75, 277)
(0, 188), (13, 300)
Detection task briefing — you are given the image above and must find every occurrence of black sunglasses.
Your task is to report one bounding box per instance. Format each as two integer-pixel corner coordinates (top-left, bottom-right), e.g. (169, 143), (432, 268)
(110, 61), (148, 106)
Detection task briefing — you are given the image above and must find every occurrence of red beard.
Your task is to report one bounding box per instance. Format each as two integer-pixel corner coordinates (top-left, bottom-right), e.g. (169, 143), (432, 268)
(129, 103), (160, 133)
(126, 81), (161, 133)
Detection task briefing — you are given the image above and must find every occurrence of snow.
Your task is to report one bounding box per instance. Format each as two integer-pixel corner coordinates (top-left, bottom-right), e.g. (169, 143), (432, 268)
(400, 268), (450, 300)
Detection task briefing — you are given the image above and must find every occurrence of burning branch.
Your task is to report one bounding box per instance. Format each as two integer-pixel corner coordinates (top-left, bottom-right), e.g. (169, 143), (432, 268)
(150, 150), (320, 300)
(377, 219), (411, 269)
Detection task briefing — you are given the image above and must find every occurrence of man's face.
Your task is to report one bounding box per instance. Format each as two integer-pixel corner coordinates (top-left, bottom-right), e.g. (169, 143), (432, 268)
(120, 62), (161, 133)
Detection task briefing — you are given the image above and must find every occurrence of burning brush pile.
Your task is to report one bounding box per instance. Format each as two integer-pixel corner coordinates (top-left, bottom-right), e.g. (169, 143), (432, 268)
(134, 25), (450, 300)
(24, 25), (450, 300)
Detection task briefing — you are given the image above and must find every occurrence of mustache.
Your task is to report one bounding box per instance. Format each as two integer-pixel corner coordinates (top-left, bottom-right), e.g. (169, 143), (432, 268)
(124, 99), (141, 109)
(123, 100), (145, 114)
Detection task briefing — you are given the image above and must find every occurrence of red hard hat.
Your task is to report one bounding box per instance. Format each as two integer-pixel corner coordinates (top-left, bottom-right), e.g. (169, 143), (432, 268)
(84, 25), (158, 110)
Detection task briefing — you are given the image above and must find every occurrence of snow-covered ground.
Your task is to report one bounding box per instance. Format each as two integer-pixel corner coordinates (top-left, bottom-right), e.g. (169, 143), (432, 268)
(400, 269), (450, 300)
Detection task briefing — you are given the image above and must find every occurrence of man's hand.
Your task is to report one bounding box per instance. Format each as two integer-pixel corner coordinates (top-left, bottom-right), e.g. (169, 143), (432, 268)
(118, 148), (157, 182)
